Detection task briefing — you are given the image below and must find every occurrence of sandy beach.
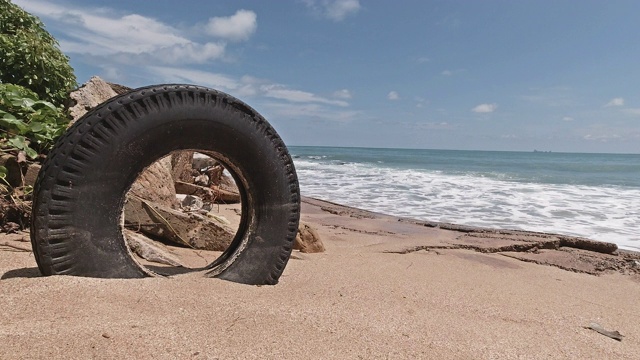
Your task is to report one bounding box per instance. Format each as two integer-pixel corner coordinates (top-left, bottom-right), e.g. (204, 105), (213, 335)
(1, 196), (639, 359)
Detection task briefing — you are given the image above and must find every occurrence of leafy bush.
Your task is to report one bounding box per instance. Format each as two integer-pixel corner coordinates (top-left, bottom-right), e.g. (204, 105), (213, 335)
(0, 83), (68, 158)
(0, 0), (76, 107)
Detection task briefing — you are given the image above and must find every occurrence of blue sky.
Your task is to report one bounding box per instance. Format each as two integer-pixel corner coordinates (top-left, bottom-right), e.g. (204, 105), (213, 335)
(13, 0), (640, 154)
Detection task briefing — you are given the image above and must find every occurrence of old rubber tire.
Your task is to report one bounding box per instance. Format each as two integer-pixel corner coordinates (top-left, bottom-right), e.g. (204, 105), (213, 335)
(30, 85), (300, 285)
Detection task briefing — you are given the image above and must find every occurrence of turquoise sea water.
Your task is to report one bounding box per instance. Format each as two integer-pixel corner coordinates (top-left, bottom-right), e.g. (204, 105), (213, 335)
(289, 146), (640, 252)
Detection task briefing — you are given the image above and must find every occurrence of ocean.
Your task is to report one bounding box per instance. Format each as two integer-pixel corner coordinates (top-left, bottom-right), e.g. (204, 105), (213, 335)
(289, 146), (640, 252)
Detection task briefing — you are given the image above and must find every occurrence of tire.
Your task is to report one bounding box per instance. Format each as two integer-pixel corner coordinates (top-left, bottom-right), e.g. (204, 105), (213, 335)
(30, 84), (300, 285)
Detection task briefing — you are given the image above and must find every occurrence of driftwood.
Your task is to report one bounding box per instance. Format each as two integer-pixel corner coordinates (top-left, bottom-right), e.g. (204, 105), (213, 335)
(1, 241), (31, 252)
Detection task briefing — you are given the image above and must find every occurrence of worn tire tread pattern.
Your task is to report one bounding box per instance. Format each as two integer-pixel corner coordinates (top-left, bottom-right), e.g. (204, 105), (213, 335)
(31, 85), (300, 284)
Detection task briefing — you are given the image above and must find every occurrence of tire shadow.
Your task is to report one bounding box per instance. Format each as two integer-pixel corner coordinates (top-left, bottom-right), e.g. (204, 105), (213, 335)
(1, 267), (41, 280)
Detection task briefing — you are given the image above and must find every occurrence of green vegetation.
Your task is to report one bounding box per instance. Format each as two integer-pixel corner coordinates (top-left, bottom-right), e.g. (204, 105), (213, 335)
(0, 0), (76, 159)
(0, 0), (76, 106)
(0, 83), (68, 158)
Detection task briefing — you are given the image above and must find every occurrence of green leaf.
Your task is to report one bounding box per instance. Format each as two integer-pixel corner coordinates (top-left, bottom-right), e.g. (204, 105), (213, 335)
(8, 135), (26, 149)
(29, 122), (44, 132)
(1, 111), (17, 121)
(0, 116), (29, 133)
(24, 146), (38, 159)
(0, 165), (7, 179)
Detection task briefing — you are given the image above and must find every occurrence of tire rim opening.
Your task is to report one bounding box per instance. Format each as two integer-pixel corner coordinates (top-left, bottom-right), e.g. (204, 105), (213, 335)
(122, 150), (243, 276)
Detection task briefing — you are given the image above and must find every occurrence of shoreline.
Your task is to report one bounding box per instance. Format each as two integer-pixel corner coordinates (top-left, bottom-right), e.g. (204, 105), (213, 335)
(299, 196), (640, 275)
(1, 197), (639, 358)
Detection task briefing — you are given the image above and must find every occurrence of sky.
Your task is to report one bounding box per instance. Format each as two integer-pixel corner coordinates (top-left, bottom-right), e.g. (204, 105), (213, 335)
(11, 0), (640, 154)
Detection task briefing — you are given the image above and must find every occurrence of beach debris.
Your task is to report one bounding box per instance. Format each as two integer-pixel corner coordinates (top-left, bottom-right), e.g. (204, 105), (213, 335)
(181, 195), (204, 212)
(294, 221), (325, 253)
(125, 230), (184, 267)
(174, 181), (240, 204)
(1, 240), (32, 252)
(2, 221), (20, 234)
(124, 195), (235, 251)
(584, 322), (624, 341)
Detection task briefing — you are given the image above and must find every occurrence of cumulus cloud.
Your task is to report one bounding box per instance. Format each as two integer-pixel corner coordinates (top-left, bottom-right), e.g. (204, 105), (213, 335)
(205, 10), (257, 41)
(562, 116), (574, 121)
(472, 103), (497, 113)
(387, 91), (400, 100)
(305, 0), (361, 21)
(332, 89), (352, 99)
(147, 67), (350, 107)
(605, 97), (624, 107)
(12, 0), (254, 65)
(261, 85), (349, 106)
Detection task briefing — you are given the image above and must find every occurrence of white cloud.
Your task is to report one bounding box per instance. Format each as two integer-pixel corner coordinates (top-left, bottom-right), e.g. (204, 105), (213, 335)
(305, 0), (361, 21)
(583, 134), (621, 142)
(264, 102), (360, 122)
(605, 97), (624, 107)
(410, 121), (453, 130)
(388, 91), (400, 100)
(147, 67), (349, 107)
(472, 103), (497, 113)
(332, 89), (352, 99)
(623, 108), (640, 116)
(562, 116), (574, 121)
(147, 66), (246, 92)
(441, 69), (465, 76)
(415, 96), (427, 108)
(261, 85), (348, 106)
(205, 10), (257, 41)
(12, 0), (250, 65)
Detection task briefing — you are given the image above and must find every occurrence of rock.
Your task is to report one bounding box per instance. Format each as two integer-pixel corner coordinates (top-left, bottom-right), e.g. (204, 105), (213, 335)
(294, 222), (325, 253)
(124, 229), (184, 267)
(106, 82), (133, 95)
(194, 174), (209, 187)
(0, 156), (41, 189)
(124, 196), (235, 251)
(171, 151), (194, 183)
(129, 156), (178, 209)
(192, 152), (218, 170)
(68, 76), (120, 125)
(23, 163), (41, 188)
(181, 195), (204, 212)
(205, 165), (224, 185)
(0, 154), (23, 188)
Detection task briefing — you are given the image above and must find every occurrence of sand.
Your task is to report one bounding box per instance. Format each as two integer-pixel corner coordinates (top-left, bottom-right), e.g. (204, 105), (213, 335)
(1, 197), (639, 359)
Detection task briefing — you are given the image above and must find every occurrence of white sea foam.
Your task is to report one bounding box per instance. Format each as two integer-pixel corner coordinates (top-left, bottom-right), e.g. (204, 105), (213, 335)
(294, 159), (640, 251)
